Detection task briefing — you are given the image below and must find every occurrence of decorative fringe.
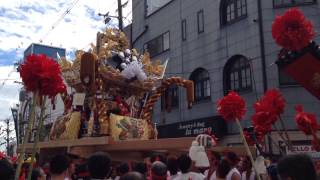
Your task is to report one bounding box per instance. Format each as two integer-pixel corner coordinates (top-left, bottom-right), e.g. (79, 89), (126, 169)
(121, 61), (147, 81)
(194, 146), (210, 168)
(189, 140), (200, 161)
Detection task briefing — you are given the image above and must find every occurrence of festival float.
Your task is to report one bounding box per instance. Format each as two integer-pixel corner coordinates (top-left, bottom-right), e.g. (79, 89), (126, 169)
(16, 28), (224, 165)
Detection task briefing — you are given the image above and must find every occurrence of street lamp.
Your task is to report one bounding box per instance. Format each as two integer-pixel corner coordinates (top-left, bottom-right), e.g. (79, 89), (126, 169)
(98, 12), (119, 25)
(14, 81), (23, 85)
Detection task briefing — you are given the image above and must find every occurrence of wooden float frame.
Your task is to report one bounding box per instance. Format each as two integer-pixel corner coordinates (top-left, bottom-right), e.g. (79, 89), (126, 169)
(18, 137), (256, 163)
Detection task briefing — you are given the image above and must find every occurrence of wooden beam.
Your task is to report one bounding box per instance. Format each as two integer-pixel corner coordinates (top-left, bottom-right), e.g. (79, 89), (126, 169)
(17, 136), (109, 152)
(17, 137), (255, 158)
(101, 137), (195, 151)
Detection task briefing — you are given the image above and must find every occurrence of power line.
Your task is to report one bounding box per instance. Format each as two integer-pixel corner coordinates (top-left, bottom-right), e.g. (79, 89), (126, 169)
(0, 78), (20, 81)
(0, 67), (18, 91)
(123, 10), (132, 24)
(39, 0), (81, 43)
(123, 0), (134, 22)
(124, 0), (141, 23)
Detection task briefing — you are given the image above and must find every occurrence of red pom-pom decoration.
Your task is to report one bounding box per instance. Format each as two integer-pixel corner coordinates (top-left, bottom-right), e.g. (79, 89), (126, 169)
(295, 105), (318, 135)
(272, 8), (315, 51)
(20, 54), (66, 98)
(11, 156), (17, 164)
(0, 151), (6, 160)
(217, 91), (246, 121)
(251, 112), (274, 134)
(254, 89), (285, 122)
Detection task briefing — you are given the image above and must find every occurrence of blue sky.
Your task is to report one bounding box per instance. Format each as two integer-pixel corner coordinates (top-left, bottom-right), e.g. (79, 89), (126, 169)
(0, 0), (132, 150)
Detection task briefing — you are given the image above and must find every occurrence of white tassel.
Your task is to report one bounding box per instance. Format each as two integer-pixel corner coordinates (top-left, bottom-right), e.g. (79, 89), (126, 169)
(125, 57), (131, 64)
(189, 141), (200, 161)
(194, 146), (210, 168)
(121, 61), (147, 81)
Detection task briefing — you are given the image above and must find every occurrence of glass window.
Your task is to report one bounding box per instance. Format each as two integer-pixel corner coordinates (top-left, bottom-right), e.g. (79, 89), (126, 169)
(273, 0), (316, 8)
(147, 36), (163, 57)
(146, 0), (173, 16)
(190, 68), (211, 102)
(163, 32), (170, 51)
(197, 10), (204, 33)
(144, 32), (170, 57)
(221, 0), (247, 26)
(161, 85), (179, 111)
(224, 55), (252, 93)
(181, 19), (187, 41)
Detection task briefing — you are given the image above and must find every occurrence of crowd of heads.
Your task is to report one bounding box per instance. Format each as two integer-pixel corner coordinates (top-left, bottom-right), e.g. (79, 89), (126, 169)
(0, 150), (319, 180)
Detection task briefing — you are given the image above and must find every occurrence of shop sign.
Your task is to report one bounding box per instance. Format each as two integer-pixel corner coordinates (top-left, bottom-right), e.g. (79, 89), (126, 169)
(286, 140), (320, 171)
(157, 116), (227, 138)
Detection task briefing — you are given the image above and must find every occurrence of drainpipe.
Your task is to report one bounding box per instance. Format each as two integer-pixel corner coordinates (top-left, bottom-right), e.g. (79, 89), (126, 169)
(257, 0), (272, 154)
(130, 24), (133, 48)
(257, 0), (267, 92)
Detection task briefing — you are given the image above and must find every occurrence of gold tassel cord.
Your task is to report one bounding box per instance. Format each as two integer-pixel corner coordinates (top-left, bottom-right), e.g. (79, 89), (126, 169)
(142, 77), (194, 123)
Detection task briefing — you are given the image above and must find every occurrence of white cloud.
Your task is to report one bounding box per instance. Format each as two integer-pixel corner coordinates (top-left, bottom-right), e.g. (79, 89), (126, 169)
(0, 66), (21, 116)
(0, 0), (132, 53)
(0, 66), (20, 151)
(0, 0), (132, 151)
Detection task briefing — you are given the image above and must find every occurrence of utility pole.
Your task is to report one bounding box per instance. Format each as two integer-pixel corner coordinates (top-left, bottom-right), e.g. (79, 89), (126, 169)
(117, 0), (123, 31)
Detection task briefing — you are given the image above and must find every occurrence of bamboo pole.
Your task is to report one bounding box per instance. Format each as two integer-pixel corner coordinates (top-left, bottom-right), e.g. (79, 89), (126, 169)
(27, 97), (47, 180)
(14, 93), (38, 180)
(268, 132), (285, 155)
(236, 119), (262, 180)
(273, 124), (290, 148)
(278, 116), (293, 151)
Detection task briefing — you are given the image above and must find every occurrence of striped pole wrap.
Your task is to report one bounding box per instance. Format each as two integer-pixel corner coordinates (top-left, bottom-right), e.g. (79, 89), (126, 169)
(142, 77), (194, 123)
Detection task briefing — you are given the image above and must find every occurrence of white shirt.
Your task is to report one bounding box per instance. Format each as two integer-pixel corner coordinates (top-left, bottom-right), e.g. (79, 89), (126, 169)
(226, 168), (241, 180)
(170, 174), (180, 180)
(170, 171), (182, 179)
(172, 172), (205, 180)
(204, 170), (216, 180)
(241, 171), (255, 180)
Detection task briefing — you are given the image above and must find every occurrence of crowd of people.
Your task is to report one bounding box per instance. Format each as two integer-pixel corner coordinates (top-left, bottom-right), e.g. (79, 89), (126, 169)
(0, 150), (318, 180)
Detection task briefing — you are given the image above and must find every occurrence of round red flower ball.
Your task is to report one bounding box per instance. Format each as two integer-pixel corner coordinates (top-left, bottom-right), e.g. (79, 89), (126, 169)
(272, 8), (315, 51)
(20, 54), (66, 98)
(217, 91), (246, 121)
(251, 112), (275, 134)
(0, 151), (5, 160)
(254, 89), (285, 123)
(295, 105), (318, 135)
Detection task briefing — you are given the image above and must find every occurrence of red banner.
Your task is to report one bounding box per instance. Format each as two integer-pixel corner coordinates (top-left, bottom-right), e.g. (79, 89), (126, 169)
(279, 50), (320, 100)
